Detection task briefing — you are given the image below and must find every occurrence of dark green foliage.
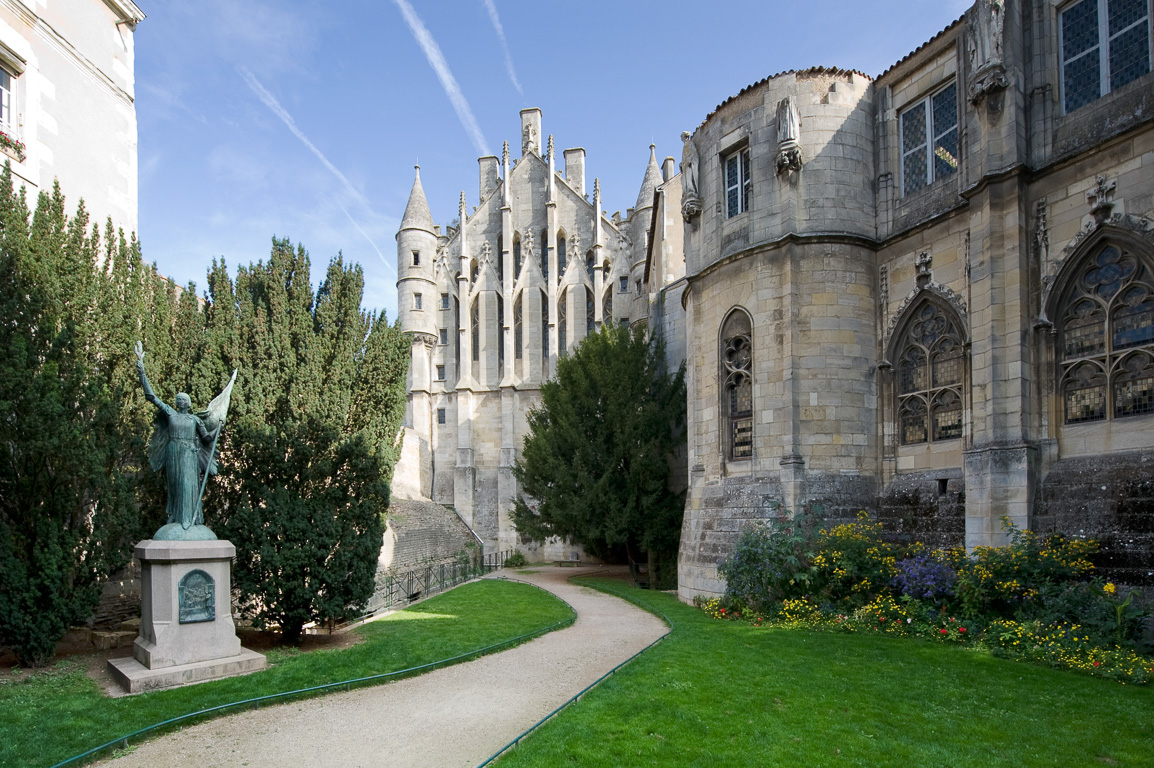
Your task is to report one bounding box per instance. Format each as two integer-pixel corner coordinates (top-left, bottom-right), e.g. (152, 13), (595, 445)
(717, 506), (825, 612)
(200, 238), (409, 641)
(0, 168), (142, 665)
(223, 418), (387, 643)
(503, 550), (528, 568)
(512, 323), (686, 566)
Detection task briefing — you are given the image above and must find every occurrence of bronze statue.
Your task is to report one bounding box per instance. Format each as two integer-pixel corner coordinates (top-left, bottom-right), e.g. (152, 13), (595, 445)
(135, 341), (236, 539)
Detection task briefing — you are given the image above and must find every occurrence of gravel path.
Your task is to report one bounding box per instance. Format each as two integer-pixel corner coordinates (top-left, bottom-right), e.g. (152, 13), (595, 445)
(96, 566), (668, 768)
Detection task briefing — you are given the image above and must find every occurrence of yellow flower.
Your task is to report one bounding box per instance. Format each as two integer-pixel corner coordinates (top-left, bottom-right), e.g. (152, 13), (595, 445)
(1104, 582), (1116, 595)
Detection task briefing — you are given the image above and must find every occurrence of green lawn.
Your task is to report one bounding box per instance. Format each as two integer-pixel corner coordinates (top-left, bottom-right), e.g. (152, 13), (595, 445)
(494, 578), (1154, 768)
(0, 579), (573, 768)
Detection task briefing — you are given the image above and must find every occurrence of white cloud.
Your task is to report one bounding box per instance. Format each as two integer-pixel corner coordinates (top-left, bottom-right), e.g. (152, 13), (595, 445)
(391, 0), (491, 157)
(237, 67), (394, 276)
(481, 0), (524, 97)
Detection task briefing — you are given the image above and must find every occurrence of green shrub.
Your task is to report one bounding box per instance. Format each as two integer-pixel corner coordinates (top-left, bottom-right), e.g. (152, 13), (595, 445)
(503, 550), (528, 568)
(717, 506), (824, 612)
(810, 512), (898, 607)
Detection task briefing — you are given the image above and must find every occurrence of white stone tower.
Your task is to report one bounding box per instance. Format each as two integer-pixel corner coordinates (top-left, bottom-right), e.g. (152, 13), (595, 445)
(397, 165), (439, 480)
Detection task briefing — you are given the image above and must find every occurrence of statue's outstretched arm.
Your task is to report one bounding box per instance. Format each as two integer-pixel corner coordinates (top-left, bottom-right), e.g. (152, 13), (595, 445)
(135, 341), (167, 410)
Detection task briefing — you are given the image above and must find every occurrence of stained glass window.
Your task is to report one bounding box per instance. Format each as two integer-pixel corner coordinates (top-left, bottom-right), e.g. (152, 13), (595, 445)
(1059, 242), (1154, 423)
(895, 301), (966, 444)
(721, 310), (754, 459)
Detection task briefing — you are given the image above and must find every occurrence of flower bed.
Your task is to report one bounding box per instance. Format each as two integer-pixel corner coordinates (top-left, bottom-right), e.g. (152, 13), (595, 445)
(704, 512), (1153, 685)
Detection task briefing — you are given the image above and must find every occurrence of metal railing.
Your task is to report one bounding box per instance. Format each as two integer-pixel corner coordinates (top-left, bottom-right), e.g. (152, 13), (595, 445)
(361, 549), (517, 616)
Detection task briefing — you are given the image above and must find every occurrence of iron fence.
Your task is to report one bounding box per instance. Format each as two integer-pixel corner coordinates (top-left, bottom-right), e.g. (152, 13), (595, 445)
(362, 549), (517, 616)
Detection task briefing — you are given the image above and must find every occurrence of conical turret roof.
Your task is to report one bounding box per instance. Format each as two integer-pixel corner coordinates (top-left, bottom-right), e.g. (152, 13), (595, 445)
(634, 144), (663, 212)
(400, 165), (435, 233)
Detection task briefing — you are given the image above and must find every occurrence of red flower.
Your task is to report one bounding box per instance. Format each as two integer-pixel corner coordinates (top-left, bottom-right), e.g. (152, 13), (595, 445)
(879, 617), (885, 622)
(1093, 662), (1100, 667)
(940, 629), (948, 635)
(958, 627), (966, 634)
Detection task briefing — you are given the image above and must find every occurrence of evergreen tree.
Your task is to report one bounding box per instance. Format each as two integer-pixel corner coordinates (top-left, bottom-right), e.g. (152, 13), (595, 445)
(204, 238), (409, 641)
(0, 169), (140, 666)
(512, 323), (686, 577)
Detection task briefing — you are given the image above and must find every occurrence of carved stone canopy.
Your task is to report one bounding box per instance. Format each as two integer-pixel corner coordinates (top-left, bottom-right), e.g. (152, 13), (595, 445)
(1087, 175), (1117, 225)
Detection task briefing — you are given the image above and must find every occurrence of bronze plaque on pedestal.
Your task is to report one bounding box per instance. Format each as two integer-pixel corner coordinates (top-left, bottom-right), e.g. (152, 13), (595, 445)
(178, 569), (215, 623)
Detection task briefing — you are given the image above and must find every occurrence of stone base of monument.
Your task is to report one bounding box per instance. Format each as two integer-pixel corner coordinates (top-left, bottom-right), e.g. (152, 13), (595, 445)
(108, 538), (267, 694)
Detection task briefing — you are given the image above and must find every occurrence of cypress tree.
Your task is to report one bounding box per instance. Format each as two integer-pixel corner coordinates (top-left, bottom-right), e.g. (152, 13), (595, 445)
(0, 169), (139, 665)
(512, 323), (687, 577)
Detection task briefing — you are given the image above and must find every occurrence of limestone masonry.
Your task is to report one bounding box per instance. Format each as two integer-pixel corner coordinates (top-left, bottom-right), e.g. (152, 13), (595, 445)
(397, 0), (1154, 601)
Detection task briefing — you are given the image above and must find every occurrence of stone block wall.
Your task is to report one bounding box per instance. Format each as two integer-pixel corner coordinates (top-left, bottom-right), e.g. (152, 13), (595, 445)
(382, 498), (478, 572)
(1036, 451), (1154, 587)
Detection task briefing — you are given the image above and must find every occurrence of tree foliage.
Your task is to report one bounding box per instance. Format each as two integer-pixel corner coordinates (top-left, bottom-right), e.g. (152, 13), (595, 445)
(0, 168), (159, 665)
(201, 239), (409, 640)
(512, 323), (686, 569)
(0, 161), (408, 657)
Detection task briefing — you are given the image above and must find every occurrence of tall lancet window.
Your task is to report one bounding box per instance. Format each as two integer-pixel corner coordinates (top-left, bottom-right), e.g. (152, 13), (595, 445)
(1058, 241), (1154, 423)
(513, 234), (522, 279)
(558, 289), (567, 357)
(603, 289), (613, 324)
(514, 293), (523, 360)
(896, 301), (965, 444)
(557, 232), (567, 280)
(496, 294), (505, 376)
(586, 250), (595, 281)
(721, 309), (753, 459)
(586, 288), (595, 335)
(495, 233), (503, 282)
(471, 299), (480, 362)
(540, 229), (549, 281)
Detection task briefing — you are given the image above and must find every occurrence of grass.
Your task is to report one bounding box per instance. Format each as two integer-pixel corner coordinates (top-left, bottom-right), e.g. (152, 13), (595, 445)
(494, 577), (1154, 768)
(0, 579), (573, 768)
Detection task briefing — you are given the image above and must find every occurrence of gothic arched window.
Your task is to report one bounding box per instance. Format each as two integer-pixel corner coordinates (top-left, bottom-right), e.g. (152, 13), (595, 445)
(721, 309), (753, 459)
(1058, 242), (1154, 423)
(586, 288), (595, 335)
(540, 229), (549, 281)
(603, 288), (613, 324)
(896, 301), (965, 444)
(557, 232), (567, 280)
(586, 250), (595, 282)
(513, 234), (522, 279)
(471, 299), (480, 362)
(558, 289), (567, 356)
(514, 293), (523, 360)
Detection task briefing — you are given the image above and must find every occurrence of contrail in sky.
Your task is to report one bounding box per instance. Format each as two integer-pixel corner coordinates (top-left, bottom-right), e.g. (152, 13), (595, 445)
(392, 0), (491, 157)
(238, 66), (393, 274)
(481, 0), (523, 97)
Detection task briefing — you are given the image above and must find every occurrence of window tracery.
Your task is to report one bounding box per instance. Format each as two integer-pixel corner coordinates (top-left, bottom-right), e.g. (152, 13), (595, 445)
(721, 310), (753, 459)
(1058, 242), (1154, 423)
(896, 301), (966, 444)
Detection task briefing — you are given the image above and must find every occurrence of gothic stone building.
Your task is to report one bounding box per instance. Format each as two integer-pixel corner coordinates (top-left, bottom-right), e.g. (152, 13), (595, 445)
(396, 108), (672, 556)
(676, 0), (1154, 599)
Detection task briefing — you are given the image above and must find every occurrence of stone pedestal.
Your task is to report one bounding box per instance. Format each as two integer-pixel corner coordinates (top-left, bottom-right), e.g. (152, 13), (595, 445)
(108, 539), (266, 693)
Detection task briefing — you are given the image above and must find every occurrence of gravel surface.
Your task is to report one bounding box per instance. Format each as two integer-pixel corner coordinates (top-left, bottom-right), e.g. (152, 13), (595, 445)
(95, 565), (668, 768)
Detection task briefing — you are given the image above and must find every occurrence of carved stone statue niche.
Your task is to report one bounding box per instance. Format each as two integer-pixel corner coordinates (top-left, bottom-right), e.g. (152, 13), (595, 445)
(775, 96), (803, 175)
(680, 131), (702, 222)
(967, 0), (1009, 105)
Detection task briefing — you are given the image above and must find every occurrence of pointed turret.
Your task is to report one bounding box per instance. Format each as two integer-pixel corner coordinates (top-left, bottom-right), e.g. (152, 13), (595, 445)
(634, 144), (663, 213)
(401, 165), (436, 234)
(458, 191), (469, 264)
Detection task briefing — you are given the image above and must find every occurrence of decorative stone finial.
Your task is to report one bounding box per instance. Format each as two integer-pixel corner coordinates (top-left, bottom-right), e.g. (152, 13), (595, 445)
(547, 134), (555, 158)
(915, 251), (933, 286)
(1086, 176), (1117, 224)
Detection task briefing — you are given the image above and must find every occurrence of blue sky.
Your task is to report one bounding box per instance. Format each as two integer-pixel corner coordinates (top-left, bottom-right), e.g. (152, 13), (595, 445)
(135, 0), (970, 321)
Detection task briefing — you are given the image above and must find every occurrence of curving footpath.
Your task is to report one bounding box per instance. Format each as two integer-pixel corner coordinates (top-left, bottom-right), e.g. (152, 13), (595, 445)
(95, 566), (669, 768)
